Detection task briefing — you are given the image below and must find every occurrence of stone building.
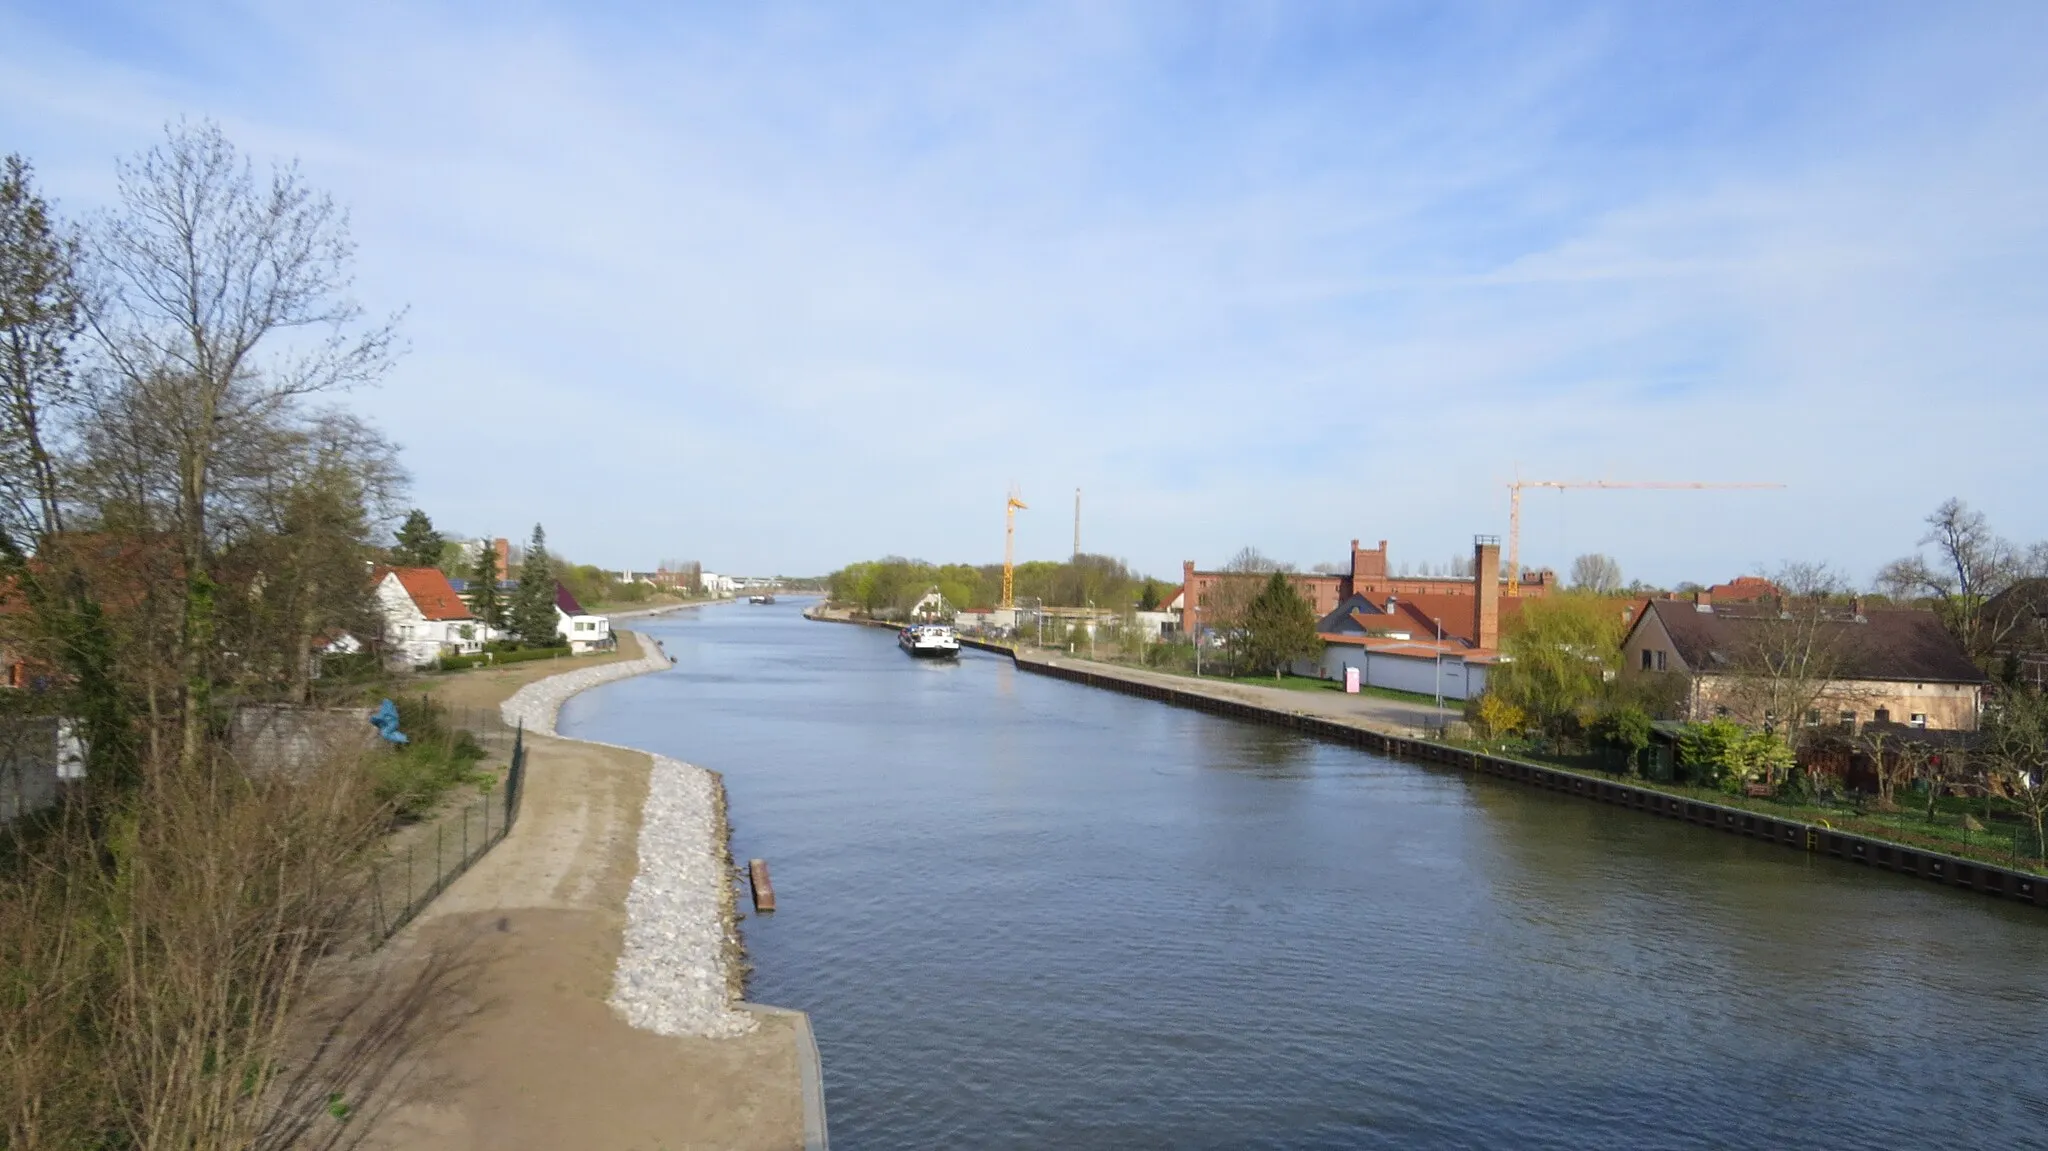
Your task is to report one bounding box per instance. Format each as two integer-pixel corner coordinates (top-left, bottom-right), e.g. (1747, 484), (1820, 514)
(1620, 598), (1988, 732)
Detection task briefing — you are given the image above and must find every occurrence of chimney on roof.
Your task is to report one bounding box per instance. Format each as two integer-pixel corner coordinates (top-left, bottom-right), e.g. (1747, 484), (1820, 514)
(1473, 535), (1501, 651)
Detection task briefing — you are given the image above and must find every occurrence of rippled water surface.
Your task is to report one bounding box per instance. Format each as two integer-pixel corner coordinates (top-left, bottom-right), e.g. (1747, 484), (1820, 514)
(563, 602), (2048, 1149)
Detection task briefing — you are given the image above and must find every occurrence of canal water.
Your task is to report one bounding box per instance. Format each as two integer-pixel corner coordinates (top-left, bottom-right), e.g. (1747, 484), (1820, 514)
(563, 601), (2048, 1150)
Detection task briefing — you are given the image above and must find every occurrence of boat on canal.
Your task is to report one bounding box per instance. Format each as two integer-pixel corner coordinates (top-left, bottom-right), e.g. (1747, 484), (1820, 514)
(749, 593), (776, 604)
(898, 623), (960, 659)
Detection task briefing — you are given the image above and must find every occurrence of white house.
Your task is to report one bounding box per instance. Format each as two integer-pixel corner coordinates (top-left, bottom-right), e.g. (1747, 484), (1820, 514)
(373, 567), (483, 667)
(554, 584), (615, 654)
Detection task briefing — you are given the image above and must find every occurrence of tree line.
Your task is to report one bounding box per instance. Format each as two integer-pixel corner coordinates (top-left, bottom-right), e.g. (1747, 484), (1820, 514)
(828, 552), (1172, 616)
(0, 124), (468, 1144)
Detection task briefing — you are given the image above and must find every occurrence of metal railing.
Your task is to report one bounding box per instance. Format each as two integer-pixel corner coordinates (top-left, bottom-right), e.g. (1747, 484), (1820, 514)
(367, 721), (527, 942)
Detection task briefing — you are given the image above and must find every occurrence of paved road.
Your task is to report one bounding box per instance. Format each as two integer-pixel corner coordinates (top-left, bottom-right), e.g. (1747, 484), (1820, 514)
(1013, 647), (1450, 735)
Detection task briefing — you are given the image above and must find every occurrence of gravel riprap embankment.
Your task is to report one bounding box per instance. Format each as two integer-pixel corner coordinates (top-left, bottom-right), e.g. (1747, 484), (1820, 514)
(498, 634), (676, 735)
(500, 633), (757, 1039)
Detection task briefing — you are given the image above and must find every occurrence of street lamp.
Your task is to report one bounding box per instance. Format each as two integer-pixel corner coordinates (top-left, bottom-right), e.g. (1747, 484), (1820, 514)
(1433, 616), (1445, 730)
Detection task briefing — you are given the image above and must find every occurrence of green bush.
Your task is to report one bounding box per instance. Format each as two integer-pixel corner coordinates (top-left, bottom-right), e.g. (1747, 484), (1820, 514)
(1677, 718), (1793, 792)
(373, 697), (491, 820)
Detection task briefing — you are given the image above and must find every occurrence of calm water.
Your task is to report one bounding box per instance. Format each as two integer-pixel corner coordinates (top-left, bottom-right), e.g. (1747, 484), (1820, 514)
(563, 602), (2048, 1150)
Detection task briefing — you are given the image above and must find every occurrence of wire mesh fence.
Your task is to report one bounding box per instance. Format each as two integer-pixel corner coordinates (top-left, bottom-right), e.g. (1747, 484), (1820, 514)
(367, 721), (527, 942)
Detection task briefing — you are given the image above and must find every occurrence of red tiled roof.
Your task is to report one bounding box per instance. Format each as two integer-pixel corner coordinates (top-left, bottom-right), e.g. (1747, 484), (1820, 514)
(1705, 576), (1779, 601)
(555, 583), (586, 616)
(377, 566), (473, 621)
(1372, 592), (1525, 648)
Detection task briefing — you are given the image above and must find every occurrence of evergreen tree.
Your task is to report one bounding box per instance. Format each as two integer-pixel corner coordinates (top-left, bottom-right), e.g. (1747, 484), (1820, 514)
(511, 523), (559, 645)
(466, 537), (504, 630)
(392, 508), (444, 567)
(1236, 571), (1321, 678)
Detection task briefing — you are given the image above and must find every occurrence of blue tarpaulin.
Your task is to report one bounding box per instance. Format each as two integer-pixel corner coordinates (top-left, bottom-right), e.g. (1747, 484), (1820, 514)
(368, 699), (409, 744)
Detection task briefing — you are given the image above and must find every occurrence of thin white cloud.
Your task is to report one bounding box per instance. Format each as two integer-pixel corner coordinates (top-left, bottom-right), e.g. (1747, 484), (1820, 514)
(1, 2), (2044, 585)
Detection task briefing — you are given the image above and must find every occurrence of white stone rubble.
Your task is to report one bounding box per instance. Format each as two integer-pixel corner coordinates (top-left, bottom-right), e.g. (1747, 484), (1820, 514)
(498, 635), (675, 736)
(501, 634), (756, 1038)
(609, 755), (756, 1037)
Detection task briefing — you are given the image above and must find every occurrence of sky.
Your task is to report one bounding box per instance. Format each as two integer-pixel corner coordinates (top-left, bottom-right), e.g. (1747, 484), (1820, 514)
(3, 1), (2045, 586)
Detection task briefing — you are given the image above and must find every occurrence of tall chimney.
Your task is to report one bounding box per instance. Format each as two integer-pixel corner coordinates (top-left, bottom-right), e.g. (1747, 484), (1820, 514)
(1473, 535), (1501, 651)
(1181, 560), (1196, 638)
(493, 538), (510, 583)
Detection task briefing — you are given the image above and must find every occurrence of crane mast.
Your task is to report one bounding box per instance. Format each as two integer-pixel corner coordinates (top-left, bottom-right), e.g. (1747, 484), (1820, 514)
(1002, 484), (1028, 609)
(1506, 479), (1786, 596)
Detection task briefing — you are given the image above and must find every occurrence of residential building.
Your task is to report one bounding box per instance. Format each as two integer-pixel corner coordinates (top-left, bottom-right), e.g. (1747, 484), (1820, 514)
(1985, 578), (2048, 687)
(373, 566), (483, 667)
(1620, 598), (1989, 731)
(555, 584), (614, 654)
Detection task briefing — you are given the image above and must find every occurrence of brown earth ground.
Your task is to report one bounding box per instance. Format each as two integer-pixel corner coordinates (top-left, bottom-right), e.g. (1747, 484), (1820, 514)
(359, 636), (804, 1151)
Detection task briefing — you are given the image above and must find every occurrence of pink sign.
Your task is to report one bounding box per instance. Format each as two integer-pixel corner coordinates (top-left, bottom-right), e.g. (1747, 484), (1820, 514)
(1344, 667), (1360, 694)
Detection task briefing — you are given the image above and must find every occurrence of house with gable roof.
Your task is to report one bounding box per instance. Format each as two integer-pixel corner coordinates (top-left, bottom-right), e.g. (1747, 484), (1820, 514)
(373, 566), (483, 667)
(554, 584), (614, 654)
(1620, 597), (1989, 732)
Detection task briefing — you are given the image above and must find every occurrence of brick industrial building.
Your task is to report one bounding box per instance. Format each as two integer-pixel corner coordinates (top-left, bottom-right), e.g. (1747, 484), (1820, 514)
(1178, 536), (1550, 649)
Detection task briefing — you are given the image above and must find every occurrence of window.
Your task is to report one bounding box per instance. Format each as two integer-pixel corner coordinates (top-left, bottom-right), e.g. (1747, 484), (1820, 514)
(1805, 709), (1821, 727)
(1715, 705), (1730, 717)
(1910, 713), (1927, 728)
(1874, 707), (1891, 724)
(1840, 710), (1856, 726)
(1655, 650), (1667, 672)
(1642, 649), (1653, 671)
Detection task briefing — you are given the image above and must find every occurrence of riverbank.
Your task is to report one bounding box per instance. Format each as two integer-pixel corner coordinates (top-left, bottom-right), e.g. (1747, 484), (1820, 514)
(362, 631), (821, 1151)
(805, 608), (2046, 912)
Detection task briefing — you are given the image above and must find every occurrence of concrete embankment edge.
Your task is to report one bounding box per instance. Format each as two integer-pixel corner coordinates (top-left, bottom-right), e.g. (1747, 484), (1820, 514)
(808, 611), (2048, 914)
(743, 1005), (830, 1151)
(503, 631), (831, 1146)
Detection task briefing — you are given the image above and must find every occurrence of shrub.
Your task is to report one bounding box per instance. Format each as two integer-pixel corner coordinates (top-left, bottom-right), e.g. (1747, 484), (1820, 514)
(372, 698), (492, 819)
(1678, 718), (1794, 792)
(1474, 694), (1526, 740)
(1591, 705), (1655, 774)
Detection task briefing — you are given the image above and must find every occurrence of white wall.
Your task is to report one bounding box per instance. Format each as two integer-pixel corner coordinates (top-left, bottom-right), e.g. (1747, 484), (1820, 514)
(1306, 646), (1490, 700)
(557, 608), (613, 653)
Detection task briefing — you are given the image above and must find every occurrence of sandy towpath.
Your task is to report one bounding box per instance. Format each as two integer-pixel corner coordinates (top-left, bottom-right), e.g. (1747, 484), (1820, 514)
(363, 635), (805, 1151)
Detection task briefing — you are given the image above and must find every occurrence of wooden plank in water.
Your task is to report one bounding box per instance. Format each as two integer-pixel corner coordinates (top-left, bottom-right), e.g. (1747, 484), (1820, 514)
(749, 858), (776, 913)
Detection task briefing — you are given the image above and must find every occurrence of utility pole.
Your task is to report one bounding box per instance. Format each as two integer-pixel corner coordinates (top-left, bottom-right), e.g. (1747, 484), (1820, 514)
(1433, 617), (1444, 729)
(1073, 487), (1081, 560)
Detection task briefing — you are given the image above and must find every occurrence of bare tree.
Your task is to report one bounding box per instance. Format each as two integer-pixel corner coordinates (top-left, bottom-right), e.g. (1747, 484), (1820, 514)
(85, 121), (400, 769)
(1719, 563), (1870, 752)
(1878, 499), (2035, 663)
(1569, 553), (1622, 593)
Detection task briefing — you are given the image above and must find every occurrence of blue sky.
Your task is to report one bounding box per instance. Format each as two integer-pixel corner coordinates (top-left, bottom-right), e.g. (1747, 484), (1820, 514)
(4, 2), (2045, 584)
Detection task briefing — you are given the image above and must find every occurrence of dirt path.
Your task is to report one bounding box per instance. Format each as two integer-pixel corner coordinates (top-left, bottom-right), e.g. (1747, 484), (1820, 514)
(361, 640), (805, 1151)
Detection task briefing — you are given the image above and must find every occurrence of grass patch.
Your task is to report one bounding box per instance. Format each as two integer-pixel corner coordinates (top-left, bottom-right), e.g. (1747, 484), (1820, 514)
(1449, 736), (2048, 875)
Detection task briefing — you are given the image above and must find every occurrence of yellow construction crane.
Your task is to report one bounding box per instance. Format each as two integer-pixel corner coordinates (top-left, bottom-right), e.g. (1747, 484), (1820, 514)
(1001, 484), (1028, 609)
(1506, 479), (1786, 596)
